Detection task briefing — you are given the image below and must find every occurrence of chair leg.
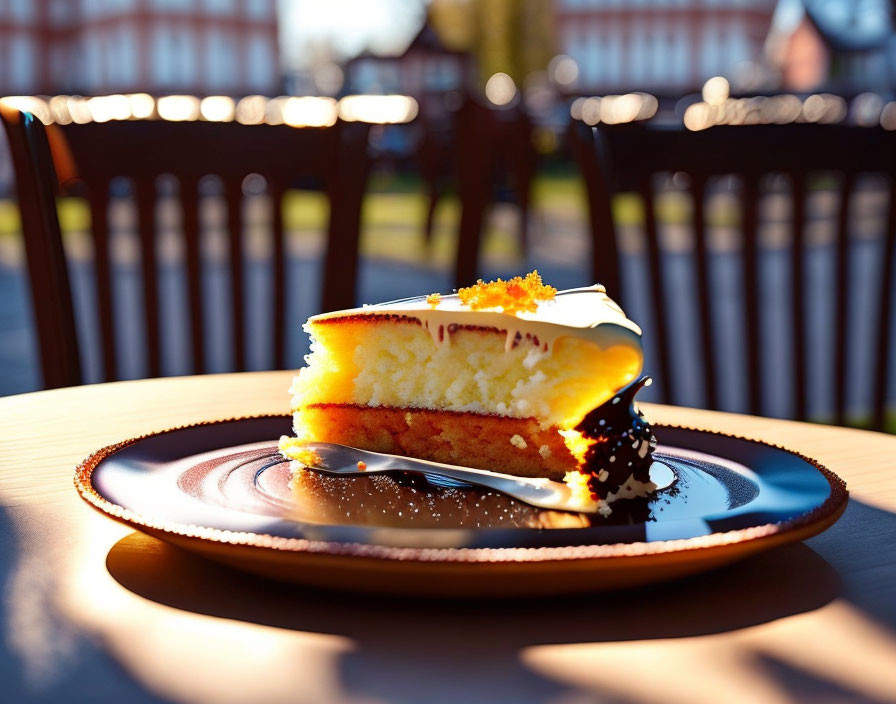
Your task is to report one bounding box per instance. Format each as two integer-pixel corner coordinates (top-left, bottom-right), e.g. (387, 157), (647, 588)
(456, 182), (489, 288)
(424, 183), (440, 247)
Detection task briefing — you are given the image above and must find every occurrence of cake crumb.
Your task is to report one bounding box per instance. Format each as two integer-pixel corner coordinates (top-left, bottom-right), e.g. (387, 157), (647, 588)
(457, 271), (557, 315)
(510, 434), (527, 450)
(357, 461), (367, 471)
(426, 292), (440, 308)
(278, 436), (322, 468)
(405, 412), (414, 426)
(538, 444), (552, 459)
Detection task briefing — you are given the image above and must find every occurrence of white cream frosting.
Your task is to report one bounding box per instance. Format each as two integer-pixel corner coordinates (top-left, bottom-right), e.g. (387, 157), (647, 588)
(310, 285), (642, 353)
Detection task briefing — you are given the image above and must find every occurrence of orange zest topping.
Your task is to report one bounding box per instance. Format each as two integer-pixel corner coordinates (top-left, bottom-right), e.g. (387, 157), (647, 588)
(426, 292), (441, 308)
(457, 271), (557, 315)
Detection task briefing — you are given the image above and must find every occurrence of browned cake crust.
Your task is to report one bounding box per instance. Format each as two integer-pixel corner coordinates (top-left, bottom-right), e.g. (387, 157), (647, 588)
(300, 403), (578, 480)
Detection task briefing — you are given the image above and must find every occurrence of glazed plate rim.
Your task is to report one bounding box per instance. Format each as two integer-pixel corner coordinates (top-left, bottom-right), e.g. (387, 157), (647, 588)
(74, 414), (849, 565)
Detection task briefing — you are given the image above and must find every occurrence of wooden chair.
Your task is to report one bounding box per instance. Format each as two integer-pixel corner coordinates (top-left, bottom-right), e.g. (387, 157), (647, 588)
(0, 108), (370, 388)
(570, 120), (896, 431)
(0, 106), (81, 389)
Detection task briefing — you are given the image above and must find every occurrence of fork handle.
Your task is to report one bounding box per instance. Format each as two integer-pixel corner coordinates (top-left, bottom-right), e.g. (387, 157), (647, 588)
(384, 456), (579, 512)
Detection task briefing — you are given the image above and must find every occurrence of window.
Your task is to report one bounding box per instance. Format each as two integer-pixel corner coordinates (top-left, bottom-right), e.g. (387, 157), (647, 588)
(109, 24), (138, 86)
(85, 33), (103, 89)
(588, 31), (601, 86)
(203, 0), (236, 14)
(247, 35), (273, 91)
(10, 36), (35, 91)
(49, 0), (74, 26)
(673, 23), (690, 85)
(10, 0), (34, 23)
(245, 0), (271, 19)
(175, 27), (197, 85)
(109, 0), (139, 12)
(606, 24), (622, 87)
(725, 22), (750, 73)
(700, 21), (721, 79)
(153, 25), (173, 86)
(153, 24), (198, 87)
(651, 23), (666, 83)
(152, 0), (193, 11)
(206, 30), (238, 90)
(629, 24), (646, 84)
(83, 0), (103, 19)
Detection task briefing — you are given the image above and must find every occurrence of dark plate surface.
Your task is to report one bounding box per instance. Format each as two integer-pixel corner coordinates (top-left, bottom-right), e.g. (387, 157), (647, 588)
(75, 415), (848, 595)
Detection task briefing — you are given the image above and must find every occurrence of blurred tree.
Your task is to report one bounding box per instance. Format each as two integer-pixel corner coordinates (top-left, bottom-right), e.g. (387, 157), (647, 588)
(429, 0), (477, 51)
(430, 0), (555, 86)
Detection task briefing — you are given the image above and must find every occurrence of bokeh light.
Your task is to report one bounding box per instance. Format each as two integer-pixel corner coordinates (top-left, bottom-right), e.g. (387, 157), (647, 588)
(484, 73), (517, 107)
(548, 55), (579, 88)
(0, 96), (51, 124)
(581, 97), (601, 126)
(702, 76), (730, 106)
(199, 96), (236, 122)
(880, 102), (896, 130)
(85, 94), (131, 122)
(157, 95), (201, 122)
(338, 95), (417, 124)
(128, 93), (155, 119)
(235, 95), (268, 125)
(283, 97), (338, 127)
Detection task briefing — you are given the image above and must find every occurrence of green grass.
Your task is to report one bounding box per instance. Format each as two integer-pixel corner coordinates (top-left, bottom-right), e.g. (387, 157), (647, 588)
(0, 197), (91, 235)
(0, 200), (19, 235)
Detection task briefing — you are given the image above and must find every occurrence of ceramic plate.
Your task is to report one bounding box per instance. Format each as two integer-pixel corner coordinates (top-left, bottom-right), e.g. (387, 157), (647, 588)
(75, 415), (847, 596)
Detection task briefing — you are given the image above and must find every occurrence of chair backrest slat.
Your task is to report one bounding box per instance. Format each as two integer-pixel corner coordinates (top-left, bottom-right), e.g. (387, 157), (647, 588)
(270, 183), (286, 369)
(453, 102), (491, 289)
(0, 107), (82, 388)
(179, 176), (205, 375)
(833, 173), (855, 426)
(452, 99), (537, 289)
(224, 177), (246, 371)
(689, 175), (717, 409)
(135, 177), (161, 378)
(790, 172), (808, 421)
(639, 177), (672, 404)
(874, 180), (896, 430)
(741, 175), (762, 416)
(86, 183), (117, 382)
(321, 122), (371, 312)
(570, 122), (621, 299)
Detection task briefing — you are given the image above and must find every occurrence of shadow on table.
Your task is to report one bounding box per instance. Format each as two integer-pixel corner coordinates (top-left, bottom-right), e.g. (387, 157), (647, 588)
(105, 499), (896, 702)
(106, 532), (840, 645)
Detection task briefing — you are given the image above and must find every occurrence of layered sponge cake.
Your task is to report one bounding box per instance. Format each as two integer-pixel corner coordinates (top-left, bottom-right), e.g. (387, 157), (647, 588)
(280, 272), (656, 514)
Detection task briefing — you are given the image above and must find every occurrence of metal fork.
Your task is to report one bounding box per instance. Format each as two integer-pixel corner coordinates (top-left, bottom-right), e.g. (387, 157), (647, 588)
(293, 442), (591, 513)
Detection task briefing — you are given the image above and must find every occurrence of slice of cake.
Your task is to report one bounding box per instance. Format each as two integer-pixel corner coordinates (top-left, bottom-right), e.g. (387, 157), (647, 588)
(280, 272), (656, 515)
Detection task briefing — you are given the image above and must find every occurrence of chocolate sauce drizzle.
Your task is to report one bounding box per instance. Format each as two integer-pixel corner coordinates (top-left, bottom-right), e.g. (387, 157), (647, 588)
(575, 376), (657, 501)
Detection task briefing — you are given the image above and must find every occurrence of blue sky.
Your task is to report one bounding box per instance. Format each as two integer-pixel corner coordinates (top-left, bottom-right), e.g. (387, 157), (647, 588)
(279, 0), (427, 69)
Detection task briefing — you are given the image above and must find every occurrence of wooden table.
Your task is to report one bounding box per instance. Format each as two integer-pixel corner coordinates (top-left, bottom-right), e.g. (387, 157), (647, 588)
(1, 371), (894, 703)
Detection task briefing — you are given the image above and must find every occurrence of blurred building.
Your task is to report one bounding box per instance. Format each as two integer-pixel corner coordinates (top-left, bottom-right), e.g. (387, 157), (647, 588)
(343, 21), (475, 101)
(0, 0), (280, 97)
(773, 14), (830, 91)
(555, 0), (777, 93)
(770, 0), (894, 92)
